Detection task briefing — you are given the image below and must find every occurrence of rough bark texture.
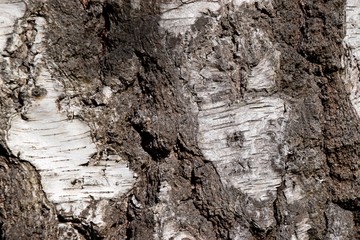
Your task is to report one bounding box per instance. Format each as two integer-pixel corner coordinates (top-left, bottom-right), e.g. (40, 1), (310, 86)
(0, 0), (359, 239)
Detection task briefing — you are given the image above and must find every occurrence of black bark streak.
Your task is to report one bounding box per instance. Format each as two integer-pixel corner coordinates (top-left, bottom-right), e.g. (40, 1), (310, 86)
(58, 214), (104, 240)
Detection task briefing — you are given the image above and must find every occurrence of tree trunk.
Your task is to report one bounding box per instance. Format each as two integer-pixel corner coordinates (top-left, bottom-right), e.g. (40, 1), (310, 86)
(0, 0), (359, 239)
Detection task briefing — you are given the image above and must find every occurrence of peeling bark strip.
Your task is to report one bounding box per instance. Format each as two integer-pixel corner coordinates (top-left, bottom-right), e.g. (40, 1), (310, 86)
(4, 2), (135, 226)
(345, 0), (360, 114)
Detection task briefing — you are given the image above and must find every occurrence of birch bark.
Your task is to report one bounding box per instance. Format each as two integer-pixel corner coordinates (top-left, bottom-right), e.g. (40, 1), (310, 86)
(0, 0), (359, 239)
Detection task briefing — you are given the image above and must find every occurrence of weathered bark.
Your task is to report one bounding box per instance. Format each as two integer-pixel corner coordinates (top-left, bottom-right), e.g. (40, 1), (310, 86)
(0, 0), (359, 239)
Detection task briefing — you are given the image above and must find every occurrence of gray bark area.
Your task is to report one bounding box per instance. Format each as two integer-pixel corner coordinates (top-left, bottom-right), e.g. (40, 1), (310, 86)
(0, 0), (359, 239)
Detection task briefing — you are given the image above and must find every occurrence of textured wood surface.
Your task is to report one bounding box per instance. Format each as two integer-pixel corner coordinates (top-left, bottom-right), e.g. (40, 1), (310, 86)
(4, 4), (135, 227)
(0, 0), (358, 239)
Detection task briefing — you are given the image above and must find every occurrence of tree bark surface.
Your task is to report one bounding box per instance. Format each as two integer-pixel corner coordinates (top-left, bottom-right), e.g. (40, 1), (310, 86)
(0, 0), (359, 239)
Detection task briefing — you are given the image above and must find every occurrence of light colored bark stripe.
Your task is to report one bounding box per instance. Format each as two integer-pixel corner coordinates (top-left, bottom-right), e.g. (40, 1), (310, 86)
(5, 14), (135, 225)
(0, 1), (25, 50)
(159, 1), (221, 35)
(344, 0), (360, 117)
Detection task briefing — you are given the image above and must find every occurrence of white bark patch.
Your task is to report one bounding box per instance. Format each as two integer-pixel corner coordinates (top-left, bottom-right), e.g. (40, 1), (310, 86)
(176, 15), (288, 230)
(159, 0), (221, 35)
(291, 218), (311, 240)
(224, 0), (261, 7)
(198, 96), (286, 200)
(102, 86), (112, 99)
(131, 0), (141, 10)
(192, 56), (287, 200)
(153, 181), (196, 240)
(247, 50), (280, 90)
(230, 225), (253, 240)
(325, 203), (354, 240)
(153, 163), (201, 240)
(231, 0), (273, 9)
(345, 0), (360, 59)
(283, 174), (304, 204)
(5, 16), (135, 225)
(162, 227), (198, 240)
(58, 223), (84, 240)
(159, 0), (274, 35)
(344, 0), (360, 115)
(153, 181), (174, 240)
(0, 1), (26, 50)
